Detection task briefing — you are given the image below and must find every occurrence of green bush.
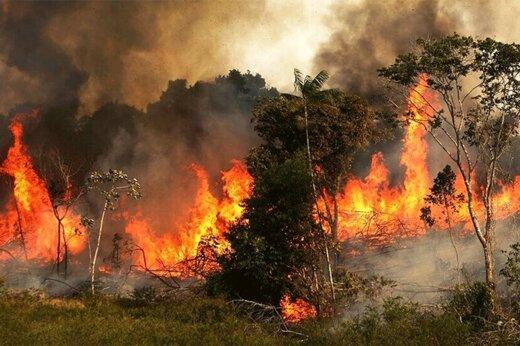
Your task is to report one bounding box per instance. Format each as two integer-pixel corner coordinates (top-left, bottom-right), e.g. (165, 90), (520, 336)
(500, 242), (520, 291)
(301, 297), (471, 345)
(447, 282), (494, 328)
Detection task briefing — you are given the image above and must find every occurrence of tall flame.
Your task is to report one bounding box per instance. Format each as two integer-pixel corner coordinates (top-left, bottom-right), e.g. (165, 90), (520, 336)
(124, 160), (253, 269)
(0, 117), (84, 261)
(335, 75), (520, 243)
(334, 76), (434, 242)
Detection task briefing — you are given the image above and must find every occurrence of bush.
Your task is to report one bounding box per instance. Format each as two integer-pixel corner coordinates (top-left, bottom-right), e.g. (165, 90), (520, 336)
(447, 282), (494, 328)
(500, 242), (520, 291)
(130, 285), (158, 306)
(301, 297), (470, 345)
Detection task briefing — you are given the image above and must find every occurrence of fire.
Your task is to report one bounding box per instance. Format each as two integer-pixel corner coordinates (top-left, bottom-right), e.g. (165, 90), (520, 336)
(334, 76), (435, 241)
(124, 160), (253, 269)
(334, 75), (520, 243)
(280, 295), (317, 323)
(0, 116), (84, 262)
(2, 75), (520, 278)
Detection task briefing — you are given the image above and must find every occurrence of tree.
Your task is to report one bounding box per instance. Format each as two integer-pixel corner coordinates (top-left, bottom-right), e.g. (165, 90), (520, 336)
(420, 165), (465, 283)
(251, 73), (382, 302)
(253, 73), (382, 243)
(39, 149), (84, 278)
(379, 34), (520, 304)
(83, 169), (141, 294)
(292, 69), (330, 196)
(208, 154), (327, 312)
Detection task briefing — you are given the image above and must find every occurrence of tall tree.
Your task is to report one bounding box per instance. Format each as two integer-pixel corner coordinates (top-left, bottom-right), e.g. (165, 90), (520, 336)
(250, 71), (382, 303)
(379, 34), (520, 304)
(251, 78), (382, 242)
(292, 69), (330, 196)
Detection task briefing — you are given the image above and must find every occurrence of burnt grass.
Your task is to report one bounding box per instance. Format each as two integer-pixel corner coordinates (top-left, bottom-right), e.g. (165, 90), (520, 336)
(0, 289), (516, 345)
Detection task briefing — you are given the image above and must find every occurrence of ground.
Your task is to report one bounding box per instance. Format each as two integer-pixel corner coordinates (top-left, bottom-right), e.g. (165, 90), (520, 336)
(2, 290), (508, 346)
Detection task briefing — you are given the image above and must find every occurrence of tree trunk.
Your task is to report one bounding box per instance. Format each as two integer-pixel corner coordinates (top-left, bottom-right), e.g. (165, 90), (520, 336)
(303, 100), (335, 303)
(444, 204), (461, 284)
(56, 220), (61, 276)
(325, 244), (335, 302)
(91, 201), (108, 295)
(14, 201), (27, 260)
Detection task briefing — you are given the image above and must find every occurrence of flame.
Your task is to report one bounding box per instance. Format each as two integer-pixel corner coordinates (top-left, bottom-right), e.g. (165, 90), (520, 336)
(280, 295), (317, 323)
(124, 160), (253, 269)
(333, 75), (520, 243)
(2, 74), (520, 277)
(0, 116), (84, 262)
(334, 75), (434, 242)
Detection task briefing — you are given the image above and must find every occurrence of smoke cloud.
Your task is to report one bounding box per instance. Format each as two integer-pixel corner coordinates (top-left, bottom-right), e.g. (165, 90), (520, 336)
(315, 0), (520, 101)
(0, 0), (331, 115)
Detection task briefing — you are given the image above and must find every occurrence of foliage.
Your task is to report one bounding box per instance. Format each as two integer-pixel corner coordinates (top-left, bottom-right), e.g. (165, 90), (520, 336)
(500, 242), (520, 291)
(446, 282), (495, 328)
(500, 243), (520, 315)
(84, 169), (142, 210)
(130, 286), (158, 306)
(420, 165), (465, 227)
(301, 297), (471, 345)
(293, 69), (329, 99)
(333, 270), (396, 306)
(250, 88), (381, 195)
(207, 154), (324, 307)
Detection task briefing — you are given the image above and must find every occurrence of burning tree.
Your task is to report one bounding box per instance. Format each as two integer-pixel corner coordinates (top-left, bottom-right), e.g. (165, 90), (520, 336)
(37, 149), (86, 278)
(379, 34), (520, 306)
(208, 155), (327, 313)
(249, 71), (382, 303)
(83, 169), (141, 294)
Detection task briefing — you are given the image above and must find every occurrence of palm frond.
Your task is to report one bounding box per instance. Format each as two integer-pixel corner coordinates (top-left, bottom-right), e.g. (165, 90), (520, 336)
(309, 70), (329, 93)
(293, 68), (303, 92)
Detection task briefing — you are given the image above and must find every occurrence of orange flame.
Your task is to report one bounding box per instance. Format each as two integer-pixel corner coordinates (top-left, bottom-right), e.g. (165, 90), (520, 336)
(0, 116), (84, 262)
(280, 295), (317, 323)
(334, 76), (434, 241)
(124, 160), (253, 269)
(334, 75), (520, 242)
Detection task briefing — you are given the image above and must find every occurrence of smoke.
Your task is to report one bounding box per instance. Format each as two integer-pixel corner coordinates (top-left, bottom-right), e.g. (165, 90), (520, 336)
(0, 0), (519, 297)
(346, 220), (520, 309)
(315, 0), (520, 102)
(0, 0), (331, 115)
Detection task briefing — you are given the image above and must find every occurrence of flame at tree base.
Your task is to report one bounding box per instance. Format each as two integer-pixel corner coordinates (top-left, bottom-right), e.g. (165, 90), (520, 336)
(0, 115), (84, 262)
(124, 160), (253, 271)
(280, 295), (317, 323)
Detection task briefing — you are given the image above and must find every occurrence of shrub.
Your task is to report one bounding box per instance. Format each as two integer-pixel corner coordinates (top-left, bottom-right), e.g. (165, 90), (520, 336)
(130, 285), (158, 306)
(500, 242), (520, 291)
(447, 282), (494, 328)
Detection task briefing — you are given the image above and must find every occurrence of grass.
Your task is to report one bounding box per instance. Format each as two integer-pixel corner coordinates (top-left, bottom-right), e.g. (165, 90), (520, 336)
(0, 290), (515, 345)
(0, 292), (284, 345)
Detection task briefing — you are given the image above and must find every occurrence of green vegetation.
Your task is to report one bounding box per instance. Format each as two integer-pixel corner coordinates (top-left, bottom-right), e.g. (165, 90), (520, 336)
(0, 293), (281, 345)
(1, 290), (517, 345)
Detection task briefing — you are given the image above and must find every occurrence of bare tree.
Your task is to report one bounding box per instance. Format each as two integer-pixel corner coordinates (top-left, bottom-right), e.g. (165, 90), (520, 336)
(379, 34), (520, 306)
(83, 169), (141, 294)
(40, 150), (84, 277)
